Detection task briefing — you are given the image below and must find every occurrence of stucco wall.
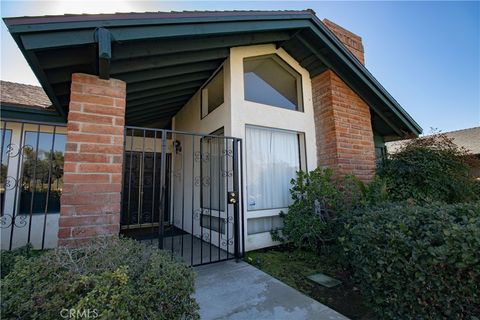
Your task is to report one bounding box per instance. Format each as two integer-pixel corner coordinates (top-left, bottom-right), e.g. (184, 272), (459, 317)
(173, 44), (317, 251)
(172, 59), (236, 253)
(229, 44), (317, 251)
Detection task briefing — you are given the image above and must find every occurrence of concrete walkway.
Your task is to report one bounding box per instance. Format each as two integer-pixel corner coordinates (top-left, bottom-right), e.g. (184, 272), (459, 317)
(194, 260), (349, 320)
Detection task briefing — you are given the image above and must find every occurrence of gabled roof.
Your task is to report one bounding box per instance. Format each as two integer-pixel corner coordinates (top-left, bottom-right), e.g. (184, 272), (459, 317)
(3, 10), (422, 135)
(386, 127), (480, 155)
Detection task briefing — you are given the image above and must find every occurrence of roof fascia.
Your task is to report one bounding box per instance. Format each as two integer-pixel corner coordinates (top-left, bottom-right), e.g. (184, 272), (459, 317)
(4, 13), (313, 33)
(3, 11), (422, 135)
(0, 104), (66, 124)
(307, 16), (422, 135)
(9, 32), (67, 120)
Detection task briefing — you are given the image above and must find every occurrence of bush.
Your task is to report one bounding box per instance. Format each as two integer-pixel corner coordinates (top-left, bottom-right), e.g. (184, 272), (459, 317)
(0, 244), (45, 279)
(356, 175), (389, 206)
(379, 133), (479, 203)
(1, 237), (199, 320)
(273, 168), (362, 251)
(341, 202), (480, 319)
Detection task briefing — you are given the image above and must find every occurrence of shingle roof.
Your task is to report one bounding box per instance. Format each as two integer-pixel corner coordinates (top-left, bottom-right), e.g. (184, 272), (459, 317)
(386, 127), (480, 155)
(442, 127), (480, 154)
(0, 80), (52, 109)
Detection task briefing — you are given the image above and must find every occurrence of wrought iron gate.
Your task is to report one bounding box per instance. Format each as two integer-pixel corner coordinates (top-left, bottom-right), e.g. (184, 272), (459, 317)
(121, 126), (245, 266)
(1, 119), (67, 250)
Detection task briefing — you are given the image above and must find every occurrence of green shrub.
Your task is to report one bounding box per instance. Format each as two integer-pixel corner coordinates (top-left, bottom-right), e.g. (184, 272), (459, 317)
(0, 244), (46, 279)
(341, 202), (480, 319)
(356, 175), (390, 206)
(273, 168), (362, 251)
(1, 237), (199, 320)
(379, 133), (479, 203)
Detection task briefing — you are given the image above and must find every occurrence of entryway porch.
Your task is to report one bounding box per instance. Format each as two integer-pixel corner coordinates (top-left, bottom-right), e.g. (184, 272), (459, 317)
(119, 126), (245, 266)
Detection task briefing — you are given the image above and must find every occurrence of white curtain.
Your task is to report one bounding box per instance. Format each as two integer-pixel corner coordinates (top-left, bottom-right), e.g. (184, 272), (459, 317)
(246, 126), (300, 211)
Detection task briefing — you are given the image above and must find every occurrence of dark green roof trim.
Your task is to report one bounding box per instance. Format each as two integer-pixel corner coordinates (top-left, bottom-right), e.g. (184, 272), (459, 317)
(20, 49), (67, 120)
(111, 48), (229, 74)
(12, 20), (310, 50)
(296, 32), (405, 136)
(127, 71), (213, 93)
(5, 12), (314, 33)
(0, 104), (66, 124)
(96, 27), (112, 80)
(127, 81), (206, 101)
(4, 10), (422, 135)
(307, 15), (421, 135)
(119, 61), (222, 84)
(128, 89), (198, 106)
(112, 31), (292, 61)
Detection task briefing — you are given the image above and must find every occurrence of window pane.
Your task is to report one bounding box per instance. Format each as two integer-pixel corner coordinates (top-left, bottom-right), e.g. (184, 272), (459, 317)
(247, 216), (283, 235)
(375, 147), (386, 164)
(244, 56), (301, 110)
(246, 126), (300, 210)
(201, 214), (226, 234)
(20, 131), (66, 214)
(201, 128), (225, 211)
(202, 68), (224, 117)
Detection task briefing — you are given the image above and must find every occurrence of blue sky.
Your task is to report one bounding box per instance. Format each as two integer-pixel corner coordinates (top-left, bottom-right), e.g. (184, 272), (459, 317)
(1, 1), (479, 133)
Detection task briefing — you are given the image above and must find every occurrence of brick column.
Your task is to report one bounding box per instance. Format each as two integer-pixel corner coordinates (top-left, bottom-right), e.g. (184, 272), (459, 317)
(312, 70), (375, 182)
(58, 73), (126, 247)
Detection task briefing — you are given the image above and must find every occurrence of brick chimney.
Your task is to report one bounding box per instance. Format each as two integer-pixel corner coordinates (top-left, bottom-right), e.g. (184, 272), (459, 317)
(322, 19), (365, 65)
(311, 20), (375, 182)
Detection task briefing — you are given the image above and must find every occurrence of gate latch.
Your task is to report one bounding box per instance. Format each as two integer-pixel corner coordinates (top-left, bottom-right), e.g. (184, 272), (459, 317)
(227, 191), (237, 204)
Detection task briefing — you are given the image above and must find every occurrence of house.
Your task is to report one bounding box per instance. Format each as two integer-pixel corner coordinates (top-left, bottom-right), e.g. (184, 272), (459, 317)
(386, 127), (480, 177)
(1, 10), (421, 265)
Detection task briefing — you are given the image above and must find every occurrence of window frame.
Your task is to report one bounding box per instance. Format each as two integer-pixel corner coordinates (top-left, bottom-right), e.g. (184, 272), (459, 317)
(200, 66), (225, 119)
(243, 54), (304, 112)
(200, 127), (226, 214)
(245, 125), (306, 212)
(247, 216), (284, 235)
(375, 146), (387, 165)
(200, 213), (226, 234)
(0, 128), (13, 217)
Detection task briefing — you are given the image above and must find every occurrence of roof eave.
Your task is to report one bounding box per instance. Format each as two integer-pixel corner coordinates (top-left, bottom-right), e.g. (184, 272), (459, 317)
(3, 11), (314, 33)
(309, 16), (422, 136)
(0, 103), (66, 124)
(7, 32), (67, 120)
(3, 11), (422, 136)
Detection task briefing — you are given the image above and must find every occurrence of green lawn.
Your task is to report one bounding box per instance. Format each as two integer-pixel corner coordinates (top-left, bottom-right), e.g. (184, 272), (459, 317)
(245, 245), (375, 320)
